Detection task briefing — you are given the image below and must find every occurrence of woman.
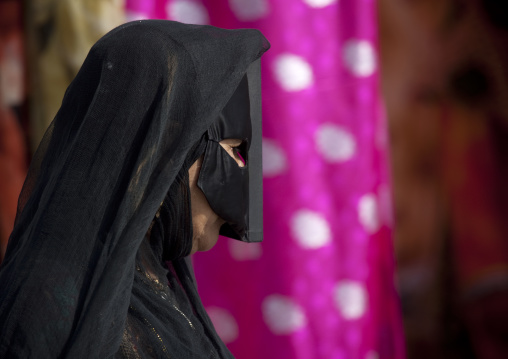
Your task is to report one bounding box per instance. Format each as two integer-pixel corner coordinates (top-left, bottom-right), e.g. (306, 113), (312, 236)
(0, 20), (269, 358)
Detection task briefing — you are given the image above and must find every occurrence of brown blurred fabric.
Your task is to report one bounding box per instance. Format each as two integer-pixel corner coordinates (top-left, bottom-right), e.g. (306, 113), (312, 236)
(26, 0), (125, 152)
(380, 0), (508, 358)
(0, 0), (27, 262)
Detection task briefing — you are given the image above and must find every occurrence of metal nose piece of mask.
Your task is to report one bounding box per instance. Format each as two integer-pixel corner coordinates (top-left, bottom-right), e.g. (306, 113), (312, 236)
(197, 60), (263, 242)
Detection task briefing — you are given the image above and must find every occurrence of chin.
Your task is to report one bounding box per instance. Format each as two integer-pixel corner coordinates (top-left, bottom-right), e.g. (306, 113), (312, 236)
(197, 232), (220, 252)
(191, 224), (221, 253)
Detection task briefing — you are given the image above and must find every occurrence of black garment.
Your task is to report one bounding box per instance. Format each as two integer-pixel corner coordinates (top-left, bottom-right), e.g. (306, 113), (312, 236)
(0, 20), (269, 358)
(199, 69), (264, 242)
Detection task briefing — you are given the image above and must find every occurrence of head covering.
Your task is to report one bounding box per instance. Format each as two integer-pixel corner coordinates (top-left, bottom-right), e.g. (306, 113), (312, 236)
(0, 20), (269, 358)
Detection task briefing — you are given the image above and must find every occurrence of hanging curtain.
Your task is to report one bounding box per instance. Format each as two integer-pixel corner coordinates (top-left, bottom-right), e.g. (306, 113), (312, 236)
(124, 1), (405, 358)
(380, 0), (508, 358)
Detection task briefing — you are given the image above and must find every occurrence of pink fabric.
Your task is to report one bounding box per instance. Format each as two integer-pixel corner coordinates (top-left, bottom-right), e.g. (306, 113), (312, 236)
(125, 1), (405, 358)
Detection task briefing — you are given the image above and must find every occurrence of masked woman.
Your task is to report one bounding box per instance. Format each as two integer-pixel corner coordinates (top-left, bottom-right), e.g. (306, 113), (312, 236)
(0, 20), (269, 358)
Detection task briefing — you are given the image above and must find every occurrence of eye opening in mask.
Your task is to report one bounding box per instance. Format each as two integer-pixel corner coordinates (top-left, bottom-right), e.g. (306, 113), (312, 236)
(219, 138), (248, 167)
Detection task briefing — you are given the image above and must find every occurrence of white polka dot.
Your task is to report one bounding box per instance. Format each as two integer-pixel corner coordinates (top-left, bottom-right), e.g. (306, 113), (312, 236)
(273, 54), (314, 92)
(229, 0), (269, 21)
(228, 240), (262, 260)
(166, 1), (209, 25)
(358, 194), (380, 234)
(262, 295), (307, 334)
(262, 138), (288, 177)
(333, 280), (368, 320)
(290, 210), (332, 249)
(206, 307), (239, 343)
(315, 123), (356, 162)
(342, 40), (377, 77)
(366, 351), (379, 359)
(303, 0), (338, 8)
(125, 10), (149, 21)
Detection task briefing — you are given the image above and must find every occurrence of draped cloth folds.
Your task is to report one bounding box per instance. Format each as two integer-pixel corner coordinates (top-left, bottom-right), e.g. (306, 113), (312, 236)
(0, 20), (269, 358)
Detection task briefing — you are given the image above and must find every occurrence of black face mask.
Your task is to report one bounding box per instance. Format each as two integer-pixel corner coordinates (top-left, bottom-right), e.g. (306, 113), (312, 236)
(197, 60), (263, 242)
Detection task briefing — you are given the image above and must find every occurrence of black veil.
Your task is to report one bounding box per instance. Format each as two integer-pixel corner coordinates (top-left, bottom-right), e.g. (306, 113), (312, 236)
(0, 20), (269, 358)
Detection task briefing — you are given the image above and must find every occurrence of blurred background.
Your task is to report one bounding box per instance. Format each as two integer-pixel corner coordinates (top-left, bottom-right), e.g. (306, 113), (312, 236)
(1, 0), (507, 358)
